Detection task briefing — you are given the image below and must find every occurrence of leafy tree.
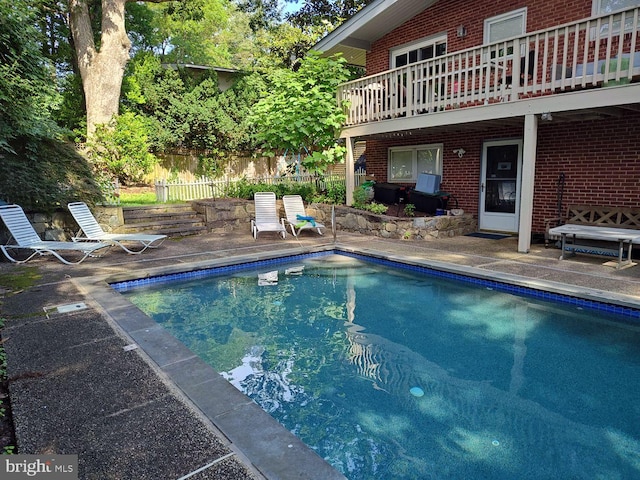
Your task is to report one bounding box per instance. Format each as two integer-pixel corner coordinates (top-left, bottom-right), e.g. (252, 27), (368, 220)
(0, 0), (102, 209)
(286, 0), (375, 29)
(152, 0), (230, 65)
(88, 112), (158, 184)
(0, 0), (60, 145)
(123, 52), (265, 153)
(235, 0), (282, 31)
(253, 22), (323, 70)
(251, 51), (350, 174)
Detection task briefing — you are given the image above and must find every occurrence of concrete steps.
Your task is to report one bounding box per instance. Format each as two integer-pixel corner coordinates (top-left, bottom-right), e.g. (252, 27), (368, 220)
(120, 204), (208, 237)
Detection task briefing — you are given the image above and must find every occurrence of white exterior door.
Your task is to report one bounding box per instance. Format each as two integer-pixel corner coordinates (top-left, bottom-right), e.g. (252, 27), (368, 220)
(479, 139), (523, 232)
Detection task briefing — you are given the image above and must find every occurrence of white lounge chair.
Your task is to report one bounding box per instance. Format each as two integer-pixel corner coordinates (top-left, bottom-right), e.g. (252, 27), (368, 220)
(282, 195), (325, 237)
(251, 192), (286, 239)
(0, 204), (110, 265)
(68, 202), (166, 254)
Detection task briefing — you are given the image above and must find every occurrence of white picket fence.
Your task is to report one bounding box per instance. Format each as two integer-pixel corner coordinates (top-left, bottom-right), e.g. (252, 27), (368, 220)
(154, 169), (368, 202)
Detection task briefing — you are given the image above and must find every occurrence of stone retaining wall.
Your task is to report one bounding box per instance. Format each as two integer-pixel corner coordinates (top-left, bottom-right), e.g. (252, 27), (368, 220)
(192, 199), (477, 240)
(0, 201), (477, 244)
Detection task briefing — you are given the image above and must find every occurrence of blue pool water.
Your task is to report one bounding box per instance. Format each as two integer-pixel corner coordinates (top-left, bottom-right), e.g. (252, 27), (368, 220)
(117, 253), (640, 479)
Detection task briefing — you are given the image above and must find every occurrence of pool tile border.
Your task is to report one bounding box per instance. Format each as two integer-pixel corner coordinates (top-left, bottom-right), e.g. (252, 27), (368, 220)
(111, 248), (640, 322)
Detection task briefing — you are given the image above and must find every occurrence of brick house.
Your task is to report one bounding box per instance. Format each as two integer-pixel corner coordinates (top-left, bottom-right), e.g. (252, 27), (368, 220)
(314, 0), (640, 252)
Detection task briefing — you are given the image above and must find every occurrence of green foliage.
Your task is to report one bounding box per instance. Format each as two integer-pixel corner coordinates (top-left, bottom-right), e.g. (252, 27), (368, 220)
(223, 180), (317, 201)
(87, 113), (158, 185)
(302, 144), (347, 176)
(311, 181), (346, 204)
(0, 0), (61, 148)
(54, 73), (86, 142)
(351, 184), (387, 214)
(251, 51), (350, 173)
(287, 0), (375, 29)
(195, 151), (225, 178)
(351, 186), (370, 208)
(366, 202), (388, 214)
(404, 203), (416, 217)
(122, 53), (264, 153)
(327, 182), (346, 204)
(118, 191), (158, 206)
(253, 22), (322, 70)
(0, 138), (103, 211)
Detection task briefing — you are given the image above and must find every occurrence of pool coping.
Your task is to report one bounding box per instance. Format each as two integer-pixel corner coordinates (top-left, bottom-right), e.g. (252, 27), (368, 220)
(75, 243), (640, 480)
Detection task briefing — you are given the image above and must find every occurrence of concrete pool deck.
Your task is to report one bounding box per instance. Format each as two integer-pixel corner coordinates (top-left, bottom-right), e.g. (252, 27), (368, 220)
(2, 228), (640, 479)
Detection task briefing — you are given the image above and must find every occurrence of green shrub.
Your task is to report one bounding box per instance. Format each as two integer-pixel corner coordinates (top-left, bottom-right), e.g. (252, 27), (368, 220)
(0, 138), (103, 211)
(325, 182), (346, 204)
(87, 112), (158, 185)
(404, 203), (416, 217)
(351, 186), (370, 209)
(223, 180), (319, 201)
(365, 202), (388, 214)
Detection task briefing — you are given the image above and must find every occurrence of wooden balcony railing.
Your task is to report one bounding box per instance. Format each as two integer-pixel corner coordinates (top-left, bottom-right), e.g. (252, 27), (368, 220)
(338, 6), (640, 126)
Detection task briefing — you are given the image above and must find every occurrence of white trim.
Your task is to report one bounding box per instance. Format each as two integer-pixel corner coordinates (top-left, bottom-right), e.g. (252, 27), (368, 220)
(479, 139), (523, 233)
(387, 143), (443, 183)
(390, 33), (447, 68)
(339, 83), (640, 138)
(518, 114), (538, 253)
(593, 0), (640, 15)
(483, 7), (527, 44)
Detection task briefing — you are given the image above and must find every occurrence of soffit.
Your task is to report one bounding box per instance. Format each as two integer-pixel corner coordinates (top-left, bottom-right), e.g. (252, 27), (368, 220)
(313, 0), (439, 67)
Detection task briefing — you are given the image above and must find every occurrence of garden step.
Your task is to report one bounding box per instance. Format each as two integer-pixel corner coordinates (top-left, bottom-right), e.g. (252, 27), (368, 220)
(120, 224), (209, 237)
(123, 213), (204, 225)
(120, 204), (207, 237)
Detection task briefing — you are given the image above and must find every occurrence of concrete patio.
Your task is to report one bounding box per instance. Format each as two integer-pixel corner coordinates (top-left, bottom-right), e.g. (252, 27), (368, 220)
(1, 227), (639, 479)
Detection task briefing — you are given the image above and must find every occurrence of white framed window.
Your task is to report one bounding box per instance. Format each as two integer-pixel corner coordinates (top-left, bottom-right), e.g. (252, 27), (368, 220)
(390, 34), (447, 69)
(388, 144), (443, 183)
(484, 8), (527, 60)
(593, 0), (640, 15)
(591, 0), (640, 36)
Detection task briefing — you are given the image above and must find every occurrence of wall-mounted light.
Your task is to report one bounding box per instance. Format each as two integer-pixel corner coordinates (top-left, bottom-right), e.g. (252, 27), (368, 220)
(457, 25), (467, 38)
(541, 112), (553, 121)
(453, 148), (466, 158)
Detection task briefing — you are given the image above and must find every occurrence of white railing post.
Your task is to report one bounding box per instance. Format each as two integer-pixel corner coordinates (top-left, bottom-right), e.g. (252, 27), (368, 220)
(335, 6), (640, 126)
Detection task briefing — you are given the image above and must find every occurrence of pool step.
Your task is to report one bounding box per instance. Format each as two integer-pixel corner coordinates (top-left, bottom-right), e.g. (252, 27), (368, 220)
(120, 204), (208, 237)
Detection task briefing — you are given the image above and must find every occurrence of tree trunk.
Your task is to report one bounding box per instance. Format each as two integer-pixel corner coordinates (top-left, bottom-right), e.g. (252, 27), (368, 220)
(69, 0), (131, 138)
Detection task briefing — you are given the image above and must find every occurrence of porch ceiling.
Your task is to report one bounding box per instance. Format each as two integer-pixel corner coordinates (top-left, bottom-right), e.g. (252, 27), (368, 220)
(340, 85), (640, 140)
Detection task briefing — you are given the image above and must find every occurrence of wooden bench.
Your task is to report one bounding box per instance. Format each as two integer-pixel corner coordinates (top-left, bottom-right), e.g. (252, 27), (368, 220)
(545, 205), (640, 269)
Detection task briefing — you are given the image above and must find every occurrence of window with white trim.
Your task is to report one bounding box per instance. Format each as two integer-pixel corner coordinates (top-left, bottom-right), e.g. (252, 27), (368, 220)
(484, 8), (527, 58)
(390, 34), (447, 69)
(593, 0), (639, 15)
(388, 144), (442, 183)
(591, 0), (640, 35)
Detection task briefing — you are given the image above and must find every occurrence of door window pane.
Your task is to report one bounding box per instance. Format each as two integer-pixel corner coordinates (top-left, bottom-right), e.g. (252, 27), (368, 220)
(485, 145), (519, 213)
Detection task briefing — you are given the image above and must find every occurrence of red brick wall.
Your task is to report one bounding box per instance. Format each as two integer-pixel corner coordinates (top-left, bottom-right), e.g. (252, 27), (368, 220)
(534, 113), (640, 231)
(364, 111), (640, 234)
(367, 0), (593, 74)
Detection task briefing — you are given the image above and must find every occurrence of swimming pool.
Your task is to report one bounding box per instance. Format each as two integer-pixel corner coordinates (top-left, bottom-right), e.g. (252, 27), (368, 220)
(114, 251), (640, 479)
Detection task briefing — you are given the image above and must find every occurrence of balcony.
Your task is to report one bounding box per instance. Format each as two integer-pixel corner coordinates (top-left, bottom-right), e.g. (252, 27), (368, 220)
(338, 7), (640, 128)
